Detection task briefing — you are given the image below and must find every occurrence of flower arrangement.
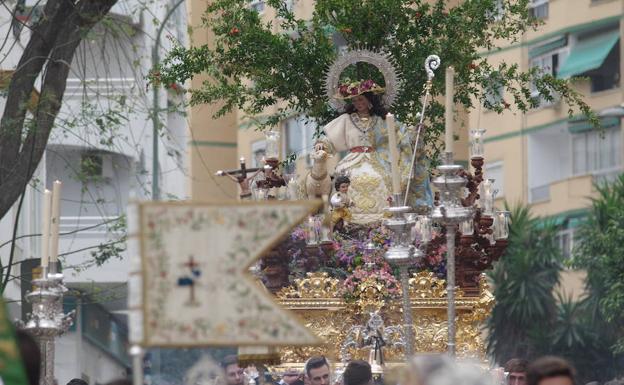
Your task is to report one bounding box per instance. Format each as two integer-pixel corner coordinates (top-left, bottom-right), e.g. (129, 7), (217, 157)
(342, 264), (400, 303)
(286, 223), (447, 299)
(421, 231), (447, 279)
(337, 78), (384, 98)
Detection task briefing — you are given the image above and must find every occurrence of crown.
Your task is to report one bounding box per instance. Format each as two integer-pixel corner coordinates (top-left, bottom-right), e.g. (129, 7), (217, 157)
(335, 79), (385, 99)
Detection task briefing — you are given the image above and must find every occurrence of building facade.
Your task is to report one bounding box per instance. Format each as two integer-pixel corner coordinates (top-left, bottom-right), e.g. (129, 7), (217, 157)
(0, 0), (189, 383)
(186, 0), (617, 293)
(472, 0), (623, 296)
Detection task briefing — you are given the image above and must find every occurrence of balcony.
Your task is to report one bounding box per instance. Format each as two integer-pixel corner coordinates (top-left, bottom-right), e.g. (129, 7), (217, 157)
(529, 173), (616, 217)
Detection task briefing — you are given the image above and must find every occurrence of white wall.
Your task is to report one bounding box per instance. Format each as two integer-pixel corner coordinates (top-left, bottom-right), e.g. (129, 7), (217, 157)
(56, 332), (128, 385)
(0, 1), (189, 381)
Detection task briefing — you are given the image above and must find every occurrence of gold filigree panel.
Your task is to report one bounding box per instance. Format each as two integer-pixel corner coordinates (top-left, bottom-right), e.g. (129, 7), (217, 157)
(277, 272), (494, 362)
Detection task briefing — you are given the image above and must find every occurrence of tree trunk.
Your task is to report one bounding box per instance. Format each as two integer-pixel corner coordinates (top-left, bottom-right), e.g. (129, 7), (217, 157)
(0, 0), (118, 219)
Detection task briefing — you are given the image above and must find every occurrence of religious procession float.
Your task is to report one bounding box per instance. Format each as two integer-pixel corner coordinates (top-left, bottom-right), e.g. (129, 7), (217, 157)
(212, 49), (511, 373)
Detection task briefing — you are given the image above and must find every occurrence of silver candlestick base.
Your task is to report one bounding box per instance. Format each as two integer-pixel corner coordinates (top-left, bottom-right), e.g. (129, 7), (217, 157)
(383, 193), (422, 360)
(18, 262), (74, 385)
(430, 152), (474, 357)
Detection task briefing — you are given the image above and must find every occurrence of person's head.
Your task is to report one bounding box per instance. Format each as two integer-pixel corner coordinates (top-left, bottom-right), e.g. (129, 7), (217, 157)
(283, 369), (302, 385)
(344, 93), (387, 118)
(334, 176), (350, 193)
(16, 330), (40, 385)
(505, 359), (528, 385)
(67, 379), (88, 385)
(305, 356), (331, 385)
(343, 360), (372, 385)
(221, 355), (244, 385)
(527, 357), (575, 385)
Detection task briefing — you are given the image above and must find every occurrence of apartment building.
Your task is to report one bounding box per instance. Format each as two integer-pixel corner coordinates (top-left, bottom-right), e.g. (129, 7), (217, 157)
(475, 0), (623, 254)
(473, 0), (623, 295)
(0, 0), (189, 383)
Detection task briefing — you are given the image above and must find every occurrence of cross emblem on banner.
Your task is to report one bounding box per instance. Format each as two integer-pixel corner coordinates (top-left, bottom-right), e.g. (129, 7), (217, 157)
(177, 255), (201, 306)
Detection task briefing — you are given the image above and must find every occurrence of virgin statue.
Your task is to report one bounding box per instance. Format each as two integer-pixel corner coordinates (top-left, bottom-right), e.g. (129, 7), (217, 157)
(308, 78), (432, 224)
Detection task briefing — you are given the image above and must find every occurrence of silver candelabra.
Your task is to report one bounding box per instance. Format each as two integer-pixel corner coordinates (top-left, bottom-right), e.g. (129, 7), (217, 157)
(383, 193), (422, 360)
(430, 153), (474, 357)
(19, 261), (75, 385)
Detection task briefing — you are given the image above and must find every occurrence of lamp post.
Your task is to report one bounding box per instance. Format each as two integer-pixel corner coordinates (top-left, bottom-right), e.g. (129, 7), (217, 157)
(151, 0), (186, 200)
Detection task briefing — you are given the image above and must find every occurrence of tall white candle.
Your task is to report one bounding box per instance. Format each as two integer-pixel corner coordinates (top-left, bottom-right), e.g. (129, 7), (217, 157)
(49, 180), (62, 263)
(445, 66), (455, 154)
(41, 189), (52, 267)
(386, 113), (401, 195)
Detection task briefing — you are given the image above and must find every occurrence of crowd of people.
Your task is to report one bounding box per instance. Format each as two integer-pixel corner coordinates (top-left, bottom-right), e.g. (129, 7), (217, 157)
(11, 328), (597, 385)
(217, 354), (579, 385)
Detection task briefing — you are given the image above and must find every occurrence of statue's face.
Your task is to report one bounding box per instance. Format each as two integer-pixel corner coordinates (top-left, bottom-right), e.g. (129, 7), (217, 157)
(339, 182), (350, 193)
(352, 95), (369, 113)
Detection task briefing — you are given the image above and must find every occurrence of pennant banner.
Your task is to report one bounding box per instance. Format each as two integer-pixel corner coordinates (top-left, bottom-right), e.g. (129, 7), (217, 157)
(139, 201), (322, 347)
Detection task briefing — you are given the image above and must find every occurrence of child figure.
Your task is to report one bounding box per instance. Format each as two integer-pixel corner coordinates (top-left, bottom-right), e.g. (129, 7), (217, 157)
(330, 175), (355, 232)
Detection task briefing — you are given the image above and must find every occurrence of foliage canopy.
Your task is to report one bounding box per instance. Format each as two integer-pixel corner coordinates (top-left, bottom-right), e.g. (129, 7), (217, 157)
(155, 0), (596, 159)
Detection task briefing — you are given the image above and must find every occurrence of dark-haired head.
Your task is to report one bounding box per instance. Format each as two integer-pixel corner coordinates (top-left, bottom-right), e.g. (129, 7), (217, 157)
(68, 379), (89, 385)
(221, 355), (244, 385)
(343, 360), (372, 385)
(305, 356), (329, 378)
(505, 358), (528, 373)
(527, 356), (575, 385)
(334, 175), (350, 192)
(344, 93), (387, 118)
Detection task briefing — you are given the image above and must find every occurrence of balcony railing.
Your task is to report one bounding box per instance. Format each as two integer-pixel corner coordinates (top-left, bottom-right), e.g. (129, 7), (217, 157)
(59, 216), (122, 236)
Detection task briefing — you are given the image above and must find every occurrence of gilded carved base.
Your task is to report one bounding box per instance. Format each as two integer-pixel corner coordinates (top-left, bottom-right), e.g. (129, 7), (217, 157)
(276, 271), (494, 363)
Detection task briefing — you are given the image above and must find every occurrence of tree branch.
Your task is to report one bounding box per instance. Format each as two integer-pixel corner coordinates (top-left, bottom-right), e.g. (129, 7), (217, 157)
(0, 0), (118, 220)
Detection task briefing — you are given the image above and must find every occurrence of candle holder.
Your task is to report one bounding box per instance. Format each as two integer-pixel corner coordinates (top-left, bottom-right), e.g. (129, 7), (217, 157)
(383, 193), (422, 360)
(265, 131), (280, 161)
(469, 129), (486, 159)
(430, 153), (474, 357)
(18, 264), (74, 385)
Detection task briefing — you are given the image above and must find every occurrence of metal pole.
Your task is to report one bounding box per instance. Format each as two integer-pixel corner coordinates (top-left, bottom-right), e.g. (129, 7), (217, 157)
(39, 336), (54, 385)
(446, 224), (456, 357)
(131, 345), (144, 385)
(151, 43), (160, 201)
(151, 0), (186, 200)
(399, 266), (414, 358)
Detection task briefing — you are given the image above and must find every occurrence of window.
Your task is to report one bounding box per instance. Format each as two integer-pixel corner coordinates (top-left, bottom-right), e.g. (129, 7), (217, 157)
(529, 0), (548, 20)
(572, 127), (621, 176)
(249, 0), (265, 13)
(585, 40), (620, 93)
(250, 140), (266, 168)
(486, 0), (504, 22)
(284, 115), (317, 170)
(484, 161), (504, 197)
(556, 228), (575, 260)
(530, 47), (568, 107)
(483, 72), (504, 108)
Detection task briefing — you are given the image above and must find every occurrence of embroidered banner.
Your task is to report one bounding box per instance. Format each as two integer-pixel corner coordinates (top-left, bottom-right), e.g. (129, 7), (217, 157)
(139, 201), (321, 347)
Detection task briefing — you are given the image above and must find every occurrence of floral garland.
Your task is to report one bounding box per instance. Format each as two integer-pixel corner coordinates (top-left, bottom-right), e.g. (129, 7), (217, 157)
(337, 78), (384, 98)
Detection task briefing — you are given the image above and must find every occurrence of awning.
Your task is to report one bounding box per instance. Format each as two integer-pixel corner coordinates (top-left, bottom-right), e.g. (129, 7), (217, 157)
(568, 116), (620, 133)
(529, 36), (567, 58)
(558, 29), (620, 79)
